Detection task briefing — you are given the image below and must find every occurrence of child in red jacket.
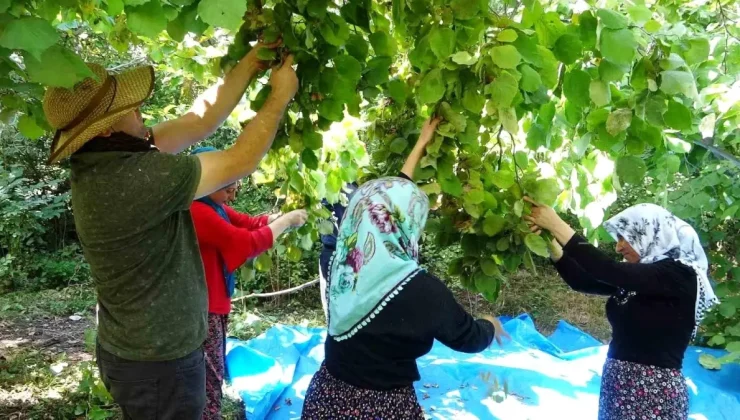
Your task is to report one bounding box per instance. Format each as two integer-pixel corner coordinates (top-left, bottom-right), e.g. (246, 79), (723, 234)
(190, 147), (307, 420)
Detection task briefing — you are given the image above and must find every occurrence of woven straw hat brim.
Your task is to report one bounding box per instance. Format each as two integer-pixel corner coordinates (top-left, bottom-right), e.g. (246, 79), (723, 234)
(48, 66), (155, 164)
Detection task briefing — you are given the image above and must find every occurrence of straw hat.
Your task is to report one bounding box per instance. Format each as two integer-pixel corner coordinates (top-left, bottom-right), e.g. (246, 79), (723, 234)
(43, 63), (155, 164)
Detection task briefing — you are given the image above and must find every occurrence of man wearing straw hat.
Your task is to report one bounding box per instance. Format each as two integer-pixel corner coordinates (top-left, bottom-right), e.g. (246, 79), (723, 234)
(42, 44), (297, 419)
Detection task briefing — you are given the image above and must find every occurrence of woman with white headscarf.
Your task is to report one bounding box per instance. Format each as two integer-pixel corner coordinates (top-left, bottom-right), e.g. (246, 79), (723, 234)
(524, 199), (718, 420)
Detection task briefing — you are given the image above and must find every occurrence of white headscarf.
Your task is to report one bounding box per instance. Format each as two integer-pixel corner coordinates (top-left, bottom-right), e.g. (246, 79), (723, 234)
(603, 203), (719, 337)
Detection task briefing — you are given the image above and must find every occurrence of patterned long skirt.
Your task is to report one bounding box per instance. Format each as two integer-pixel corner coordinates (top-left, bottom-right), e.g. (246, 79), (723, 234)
(203, 313), (228, 420)
(302, 363), (424, 419)
(599, 358), (689, 420)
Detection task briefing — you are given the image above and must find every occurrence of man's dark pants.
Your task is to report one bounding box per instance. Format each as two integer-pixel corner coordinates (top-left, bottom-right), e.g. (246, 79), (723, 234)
(96, 343), (206, 420)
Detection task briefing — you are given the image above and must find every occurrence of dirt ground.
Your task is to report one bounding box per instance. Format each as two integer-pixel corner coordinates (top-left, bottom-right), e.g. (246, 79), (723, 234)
(0, 315), (94, 363)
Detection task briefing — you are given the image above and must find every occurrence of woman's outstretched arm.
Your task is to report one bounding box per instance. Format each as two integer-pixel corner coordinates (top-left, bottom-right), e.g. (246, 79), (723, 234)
(400, 117), (440, 180)
(524, 197), (693, 296)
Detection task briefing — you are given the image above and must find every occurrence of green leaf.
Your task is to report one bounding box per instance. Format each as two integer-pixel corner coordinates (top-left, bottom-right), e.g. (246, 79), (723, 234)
(420, 183), (441, 195)
(535, 12), (567, 48)
(563, 69), (591, 108)
(499, 107), (518, 134)
(491, 45), (522, 69)
(525, 233), (549, 257)
(644, 20), (661, 33)
(661, 155), (680, 175)
(519, 65), (542, 92)
(488, 71), (519, 108)
(579, 10), (598, 50)
(553, 34), (582, 65)
(320, 14), (350, 47)
(497, 29), (518, 43)
(0, 17), (59, 60)
(124, 0), (152, 6)
(387, 79), (408, 103)
(303, 130), (323, 150)
(616, 156), (647, 185)
(483, 214), (506, 237)
(726, 341), (740, 353)
(24, 45), (96, 89)
(127, 1), (168, 38)
(418, 69), (445, 104)
(257, 48), (277, 61)
(301, 149), (320, 170)
(451, 51), (477, 65)
(251, 85), (272, 111)
(526, 178), (560, 206)
(598, 60), (627, 82)
(597, 9), (628, 30)
(719, 302), (737, 318)
(659, 71), (698, 100)
(346, 33), (369, 61)
(254, 253), (273, 272)
(462, 86), (485, 113)
(684, 38), (710, 66)
(369, 31), (397, 57)
(490, 170), (515, 189)
(389, 137), (408, 154)
(364, 56), (392, 86)
(335, 54), (362, 82)
(600, 28), (636, 66)
(474, 271), (501, 302)
(630, 118), (662, 148)
(512, 34), (542, 66)
(521, 0), (543, 28)
(480, 258), (500, 277)
(606, 109), (632, 136)
(699, 353), (722, 370)
(708, 334), (726, 346)
(450, 0), (481, 20)
(439, 102), (467, 132)
(197, 0), (246, 31)
(340, 0), (370, 31)
(321, 98), (347, 122)
(663, 100), (692, 131)
(627, 5), (652, 24)
(107, 0), (125, 16)
(429, 27), (456, 59)
(0, 0), (10, 13)
(589, 80), (611, 107)
(440, 175), (463, 197)
(18, 115), (45, 140)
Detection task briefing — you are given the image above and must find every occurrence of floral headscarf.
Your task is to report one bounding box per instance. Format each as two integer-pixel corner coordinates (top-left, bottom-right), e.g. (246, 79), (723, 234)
(327, 177), (429, 341)
(603, 203), (719, 337)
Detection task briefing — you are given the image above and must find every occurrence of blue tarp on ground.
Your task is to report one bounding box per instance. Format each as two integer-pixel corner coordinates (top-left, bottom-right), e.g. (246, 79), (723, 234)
(225, 314), (740, 419)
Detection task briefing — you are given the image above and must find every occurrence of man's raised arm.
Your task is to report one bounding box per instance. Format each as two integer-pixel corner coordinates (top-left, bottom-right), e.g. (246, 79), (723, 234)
(152, 43), (277, 154)
(194, 56), (298, 199)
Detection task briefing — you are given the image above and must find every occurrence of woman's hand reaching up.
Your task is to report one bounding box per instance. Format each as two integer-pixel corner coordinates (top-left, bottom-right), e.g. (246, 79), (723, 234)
(523, 197), (576, 247)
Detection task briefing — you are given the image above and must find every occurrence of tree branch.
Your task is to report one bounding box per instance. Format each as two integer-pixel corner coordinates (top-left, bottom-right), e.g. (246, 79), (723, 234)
(692, 138), (740, 172)
(231, 279), (319, 301)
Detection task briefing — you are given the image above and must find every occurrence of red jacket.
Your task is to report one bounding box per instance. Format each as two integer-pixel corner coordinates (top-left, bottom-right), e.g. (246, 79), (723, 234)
(191, 202), (273, 314)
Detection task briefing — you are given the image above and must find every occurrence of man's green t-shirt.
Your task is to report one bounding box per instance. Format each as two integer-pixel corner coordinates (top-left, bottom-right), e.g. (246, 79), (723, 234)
(70, 150), (206, 361)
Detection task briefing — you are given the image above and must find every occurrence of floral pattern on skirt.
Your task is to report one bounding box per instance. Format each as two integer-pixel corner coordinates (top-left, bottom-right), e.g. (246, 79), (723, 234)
(302, 363), (424, 419)
(599, 358), (689, 420)
(203, 313), (228, 420)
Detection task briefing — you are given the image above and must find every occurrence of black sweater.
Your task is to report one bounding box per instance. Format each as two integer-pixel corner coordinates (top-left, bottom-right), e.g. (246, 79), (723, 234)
(325, 271), (495, 390)
(554, 234), (697, 369)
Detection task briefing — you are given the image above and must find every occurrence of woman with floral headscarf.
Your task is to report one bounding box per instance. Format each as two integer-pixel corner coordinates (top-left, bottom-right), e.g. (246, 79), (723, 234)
(301, 120), (509, 419)
(524, 199), (719, 420)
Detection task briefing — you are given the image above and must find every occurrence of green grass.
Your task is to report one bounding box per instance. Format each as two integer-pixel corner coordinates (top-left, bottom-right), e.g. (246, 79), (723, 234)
(0, 285), (96, 319)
